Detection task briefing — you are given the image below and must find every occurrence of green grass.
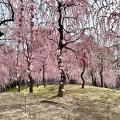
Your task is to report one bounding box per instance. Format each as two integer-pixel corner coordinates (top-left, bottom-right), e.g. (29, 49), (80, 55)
(6, 84), (120, 101)
(6, 84), (59, 99)
(6, 85), (27, 92)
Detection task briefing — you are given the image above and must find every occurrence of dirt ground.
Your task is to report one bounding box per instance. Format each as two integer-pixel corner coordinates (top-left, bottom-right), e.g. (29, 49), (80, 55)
(0, 92), (120, 120)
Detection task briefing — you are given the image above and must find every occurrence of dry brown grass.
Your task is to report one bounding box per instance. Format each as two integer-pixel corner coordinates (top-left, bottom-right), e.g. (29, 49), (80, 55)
(1, 84), (120, 120)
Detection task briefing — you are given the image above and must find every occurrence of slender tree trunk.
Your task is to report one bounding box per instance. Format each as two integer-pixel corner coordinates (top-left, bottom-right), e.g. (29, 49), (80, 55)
(81, 58), (86, 88)
(90, 69), (96, 86)
(17, 82), (21, 92)
(17, 77), (21, 92)
(0, 86), (2, 93)
(43, 63), (46, 87)
(29, 85), (33, 93)
(100, 66), (104, 87)
(37, 82), (39, 87)
(28, 82), (32, 93)
(18, 85), (21, 92)
(29, 75), (34, 93)
(27, 60), (34, 93)
(100, 59), (104, 87)
(90, 69), (94, 85)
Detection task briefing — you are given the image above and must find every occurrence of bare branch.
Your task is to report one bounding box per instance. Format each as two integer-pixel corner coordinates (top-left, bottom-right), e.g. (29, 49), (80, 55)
(47, 36), (58, 44)
(0, 2), (14, 26)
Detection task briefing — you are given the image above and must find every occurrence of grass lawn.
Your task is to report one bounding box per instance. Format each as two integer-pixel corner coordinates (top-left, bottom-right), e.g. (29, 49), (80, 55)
(4, 84), (120, 120)
(6, 84), (120, 100)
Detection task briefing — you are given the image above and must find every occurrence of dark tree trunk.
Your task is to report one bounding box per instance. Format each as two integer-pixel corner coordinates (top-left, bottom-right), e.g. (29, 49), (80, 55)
(29, 74), (34, 93)
(81, 58), (86, 89)
(91, 69), (94, 85)
(90, 69), (97, 86)
(94, 78), (97, 86)
(100, 59), (104, 87)
(0, 86), (2, 93)
(29, 83), (33, 93)
(100, 66), (104, 87)
(43, 63), (46, 87)
(115, 75), (120, 88)
(57, 1), (69, 97)
(37, 82), (39, 87)
(17, 83), (21, 92)
(17, 78), (21, 92)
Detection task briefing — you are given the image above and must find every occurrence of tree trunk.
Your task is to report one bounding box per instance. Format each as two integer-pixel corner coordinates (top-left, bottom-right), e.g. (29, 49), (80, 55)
(0, 86), (2, 93)
(29, 74), (34, 93)
(18, 83), (21, 92)
(17, 79), (21, 92)
(27, 59), (34, 93)
(43, 63), (46, 87)
(57, 1), (69, 97)
(57, 69), (68, 97)
(58, 83), (64, 97)
(90, 69), (97, 86)
(100, 59), (104, 87)
(90, 69), (94, 85)
(81, 58), (86, 88)
(36, 82), (39, 87)
(100, 66), (104, 87)
(29, 81), (33, 93)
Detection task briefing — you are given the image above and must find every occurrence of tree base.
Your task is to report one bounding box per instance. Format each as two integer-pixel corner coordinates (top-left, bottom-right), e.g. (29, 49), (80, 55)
(57, 84), (64, 97)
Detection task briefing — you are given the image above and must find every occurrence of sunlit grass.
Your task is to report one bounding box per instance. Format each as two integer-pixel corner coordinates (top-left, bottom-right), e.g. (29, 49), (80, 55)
(6, 84), (59, 99)
(6, 84), (120, 101)
(23, 85), (59, 99)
